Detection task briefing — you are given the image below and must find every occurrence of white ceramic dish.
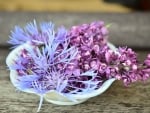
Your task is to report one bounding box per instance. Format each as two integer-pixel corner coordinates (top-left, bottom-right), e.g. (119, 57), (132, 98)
(6, 42), (116, 105)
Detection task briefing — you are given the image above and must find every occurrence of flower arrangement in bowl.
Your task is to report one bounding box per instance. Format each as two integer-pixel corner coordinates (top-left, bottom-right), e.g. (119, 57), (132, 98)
(6, 20), (150, 112)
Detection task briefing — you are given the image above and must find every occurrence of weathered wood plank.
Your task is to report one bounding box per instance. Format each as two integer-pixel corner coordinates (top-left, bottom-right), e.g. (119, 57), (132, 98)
(1, 48), (150, 113)
(0, 12), (150, 49)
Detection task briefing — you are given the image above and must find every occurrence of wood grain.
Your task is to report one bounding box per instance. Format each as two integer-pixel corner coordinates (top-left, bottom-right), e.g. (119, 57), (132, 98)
(1, 48), (150, 113)
(0, 12), (150, 112)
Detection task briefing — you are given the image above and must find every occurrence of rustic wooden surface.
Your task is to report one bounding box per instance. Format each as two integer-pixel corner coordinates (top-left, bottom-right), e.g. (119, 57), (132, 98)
(0, 49), (150, 113)
(0, 12), (150, 48)
(0, 12), (150, 113)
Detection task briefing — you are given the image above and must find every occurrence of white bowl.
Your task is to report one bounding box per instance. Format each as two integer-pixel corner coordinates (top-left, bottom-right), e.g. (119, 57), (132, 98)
(6, 42), (116, 105)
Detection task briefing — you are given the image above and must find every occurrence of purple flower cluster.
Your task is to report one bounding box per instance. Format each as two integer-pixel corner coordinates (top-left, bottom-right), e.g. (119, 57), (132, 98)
(67, 22), (150, 86)
(68, 21), (108, 71)
(8, 20), (150, 111)
(101, 47), (150, 86)
(9, 21), (99, 95)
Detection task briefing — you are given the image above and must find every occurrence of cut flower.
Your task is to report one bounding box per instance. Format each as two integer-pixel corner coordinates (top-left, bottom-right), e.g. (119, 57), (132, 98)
(6, 20), (150, 112)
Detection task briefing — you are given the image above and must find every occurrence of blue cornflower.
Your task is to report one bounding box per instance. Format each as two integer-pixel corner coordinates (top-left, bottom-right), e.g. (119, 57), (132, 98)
(7, 21), (99, 112)
(8, 21), (150, 112)
(8, 20), (67, 47)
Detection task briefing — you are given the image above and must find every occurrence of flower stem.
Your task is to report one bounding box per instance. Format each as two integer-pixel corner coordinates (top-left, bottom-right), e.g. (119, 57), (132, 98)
(37, 95), (44, 112)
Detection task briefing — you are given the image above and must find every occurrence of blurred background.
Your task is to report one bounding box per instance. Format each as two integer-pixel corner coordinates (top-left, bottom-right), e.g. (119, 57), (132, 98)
(0, 1), (150, 113)
(0, 0), (149, 12)
(0, 0), (150, 47)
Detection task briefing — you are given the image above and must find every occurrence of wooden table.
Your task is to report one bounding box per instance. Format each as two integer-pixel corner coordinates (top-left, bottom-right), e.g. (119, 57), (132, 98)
(0, 12), (150, 113)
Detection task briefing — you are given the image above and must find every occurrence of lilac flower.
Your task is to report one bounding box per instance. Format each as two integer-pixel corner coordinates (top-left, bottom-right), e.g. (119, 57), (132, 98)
(67, 21), (150, 86)
(8, 21), (102, 112)
(67, 21), (113, 86)
(7, 21), (150, 112)
(98, 47), (150, 86)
